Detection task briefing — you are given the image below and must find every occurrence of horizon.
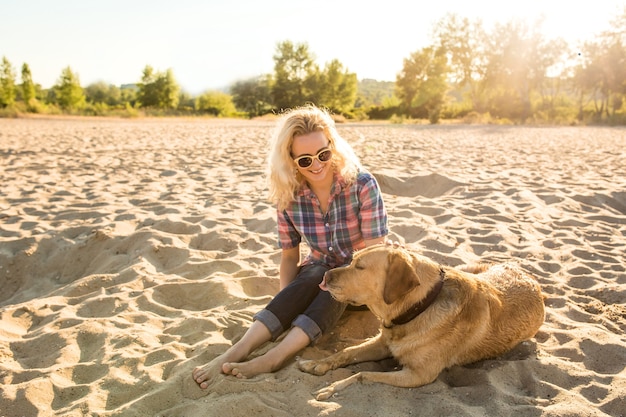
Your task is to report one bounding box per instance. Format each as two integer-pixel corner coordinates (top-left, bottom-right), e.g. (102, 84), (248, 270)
(2, 0), (624, 94)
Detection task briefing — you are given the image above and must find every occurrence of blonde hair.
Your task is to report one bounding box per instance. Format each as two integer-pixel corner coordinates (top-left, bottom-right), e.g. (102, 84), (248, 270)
(266, 105), (362, 211)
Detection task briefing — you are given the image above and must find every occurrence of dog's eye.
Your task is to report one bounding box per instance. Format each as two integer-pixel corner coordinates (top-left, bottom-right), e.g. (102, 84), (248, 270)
(354, 263), (365, 270)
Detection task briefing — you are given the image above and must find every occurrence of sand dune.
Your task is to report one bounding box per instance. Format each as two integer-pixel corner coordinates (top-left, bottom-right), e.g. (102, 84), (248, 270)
(0, 117), (624, 417)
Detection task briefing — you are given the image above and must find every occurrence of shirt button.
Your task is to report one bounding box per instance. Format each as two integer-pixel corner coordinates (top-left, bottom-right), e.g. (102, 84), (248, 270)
(325, 223), (330, 227)
(328, 247), (334, 251)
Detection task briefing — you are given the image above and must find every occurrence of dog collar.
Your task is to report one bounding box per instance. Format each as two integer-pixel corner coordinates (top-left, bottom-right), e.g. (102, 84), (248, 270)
(387, 267), (446, 327)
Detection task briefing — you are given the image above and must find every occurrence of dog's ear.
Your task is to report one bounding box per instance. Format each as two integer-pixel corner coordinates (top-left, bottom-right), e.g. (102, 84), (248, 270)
(383, 251), (420, 304)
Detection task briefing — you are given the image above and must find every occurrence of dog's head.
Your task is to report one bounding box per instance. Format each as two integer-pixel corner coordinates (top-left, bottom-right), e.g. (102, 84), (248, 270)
(322, 245), (438, 310)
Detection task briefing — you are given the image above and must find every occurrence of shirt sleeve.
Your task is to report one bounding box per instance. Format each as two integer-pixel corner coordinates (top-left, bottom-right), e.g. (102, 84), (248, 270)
(276, 208), (301, 249)
(358, 173), (389, 240)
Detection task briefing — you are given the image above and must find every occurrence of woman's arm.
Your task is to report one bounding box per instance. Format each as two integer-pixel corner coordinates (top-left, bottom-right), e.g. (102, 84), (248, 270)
(357, 173), (389, 250)
(279, 246), (300, 291)
(364, 236), (386, 248)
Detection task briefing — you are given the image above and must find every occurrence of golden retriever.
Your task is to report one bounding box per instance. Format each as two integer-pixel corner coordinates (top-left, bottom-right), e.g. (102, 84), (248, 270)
(298, 244), (545, 400)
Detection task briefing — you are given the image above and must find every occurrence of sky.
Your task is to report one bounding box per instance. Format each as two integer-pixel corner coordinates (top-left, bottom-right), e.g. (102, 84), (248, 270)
(1, 0), (624, 94)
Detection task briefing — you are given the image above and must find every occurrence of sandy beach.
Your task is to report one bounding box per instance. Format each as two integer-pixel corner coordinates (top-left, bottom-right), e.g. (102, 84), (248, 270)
(0, 117), (624, 417)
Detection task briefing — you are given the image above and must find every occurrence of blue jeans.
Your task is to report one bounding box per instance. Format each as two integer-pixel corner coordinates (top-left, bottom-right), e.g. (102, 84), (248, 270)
(253, 264), (347, 345)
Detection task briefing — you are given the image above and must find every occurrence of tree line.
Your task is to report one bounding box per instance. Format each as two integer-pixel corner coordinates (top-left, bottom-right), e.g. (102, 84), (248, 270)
(1, 10), (624, 124)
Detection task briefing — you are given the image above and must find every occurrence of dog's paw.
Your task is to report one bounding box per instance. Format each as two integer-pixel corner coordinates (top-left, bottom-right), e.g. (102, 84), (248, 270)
(314, 385), (336, 401)
(313, 374), (361, 401)
(298, 359), (332, 376)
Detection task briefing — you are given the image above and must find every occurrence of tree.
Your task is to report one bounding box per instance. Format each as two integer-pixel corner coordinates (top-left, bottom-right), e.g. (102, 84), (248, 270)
(598, 41), (626, 118)
(230, 75), (273, 117)
(356, 79), (395, 108)
(272, 40), (317, 109)
(316, 59), (358, 114)
(177, 90), (195, 111)
(481, 19), (567, 121)
(270, 41), (358, 113)
(396, 46), (449, 123)
(137, 66), (180, 109)
(137, 66), (159, 107)
(157, 69), (180, 109)
(433, 14), (488, 111)
(601, 8), (626, 117)
(21, 63), (36, 107)
(0, 56), (17, 108)
(575, 39), (626, 121)
(120, 84), (138, 108)
(54, 66), (85, 110)
(195, 91), (237, 116)
(84, 81), (122, 106)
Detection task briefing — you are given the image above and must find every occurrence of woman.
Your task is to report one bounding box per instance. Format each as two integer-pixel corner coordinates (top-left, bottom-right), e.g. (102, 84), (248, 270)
(193, 105), (388, 388)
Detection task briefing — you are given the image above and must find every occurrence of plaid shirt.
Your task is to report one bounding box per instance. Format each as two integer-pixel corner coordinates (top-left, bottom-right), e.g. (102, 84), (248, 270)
(277, 171), (388, 268)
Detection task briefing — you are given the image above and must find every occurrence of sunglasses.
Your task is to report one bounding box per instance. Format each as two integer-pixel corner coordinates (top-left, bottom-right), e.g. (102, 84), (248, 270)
(293, 147), (333, 168)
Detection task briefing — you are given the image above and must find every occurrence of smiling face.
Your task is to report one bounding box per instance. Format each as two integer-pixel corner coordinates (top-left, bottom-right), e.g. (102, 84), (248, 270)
(291, 131), (334, 187)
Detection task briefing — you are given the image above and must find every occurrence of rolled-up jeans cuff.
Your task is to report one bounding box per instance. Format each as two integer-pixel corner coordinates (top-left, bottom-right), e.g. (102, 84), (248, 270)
(253, 309), (284, 341)
(293, 314), (322, 345)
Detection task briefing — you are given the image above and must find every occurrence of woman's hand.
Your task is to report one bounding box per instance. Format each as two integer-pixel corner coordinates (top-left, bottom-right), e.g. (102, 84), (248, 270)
(385, 239), (403, 248)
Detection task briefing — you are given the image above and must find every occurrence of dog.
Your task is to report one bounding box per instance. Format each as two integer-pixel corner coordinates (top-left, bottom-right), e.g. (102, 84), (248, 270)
(298, 244), (545, 400)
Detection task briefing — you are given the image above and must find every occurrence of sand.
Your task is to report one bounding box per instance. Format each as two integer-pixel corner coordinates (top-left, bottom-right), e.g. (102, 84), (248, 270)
(0, 117), (624, 417)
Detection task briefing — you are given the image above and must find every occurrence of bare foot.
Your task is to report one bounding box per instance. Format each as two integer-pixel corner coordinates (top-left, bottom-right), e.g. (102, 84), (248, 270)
(194, 323), (307, 383)
(192, 347), (248, 389)
(222, 354), (282, 379)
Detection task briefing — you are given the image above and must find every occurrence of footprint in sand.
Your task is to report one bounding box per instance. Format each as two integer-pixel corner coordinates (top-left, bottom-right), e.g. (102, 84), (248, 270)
(374, 172), (465, 198)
